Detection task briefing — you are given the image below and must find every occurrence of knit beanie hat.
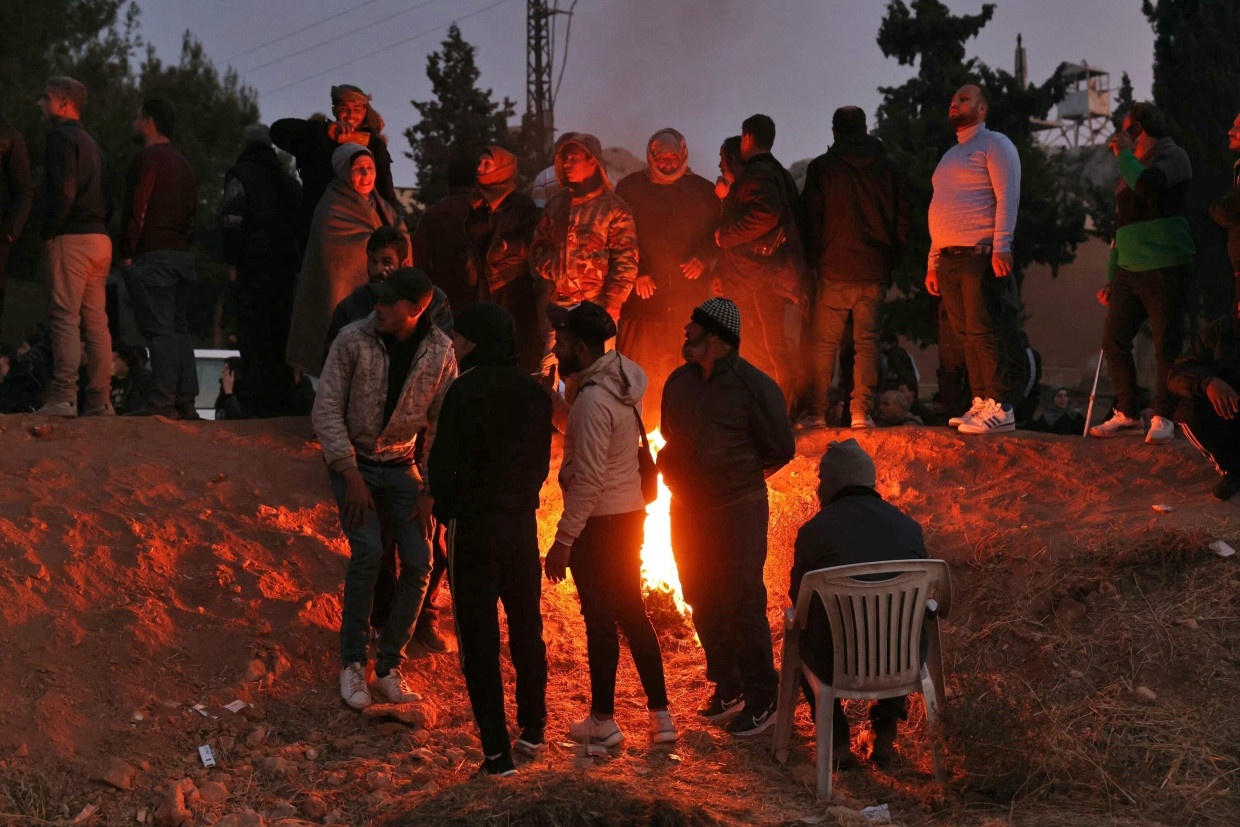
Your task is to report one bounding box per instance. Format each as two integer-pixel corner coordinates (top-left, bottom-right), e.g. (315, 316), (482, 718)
(817, 438), (877, 504)
(691, 298), (741, 348)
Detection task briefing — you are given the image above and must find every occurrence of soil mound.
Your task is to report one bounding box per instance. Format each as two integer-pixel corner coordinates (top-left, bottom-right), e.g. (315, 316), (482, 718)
(0, 416), (1236, 825)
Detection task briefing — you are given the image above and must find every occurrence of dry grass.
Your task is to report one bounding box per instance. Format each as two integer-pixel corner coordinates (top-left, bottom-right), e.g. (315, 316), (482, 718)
(936, 529), (1240, 824)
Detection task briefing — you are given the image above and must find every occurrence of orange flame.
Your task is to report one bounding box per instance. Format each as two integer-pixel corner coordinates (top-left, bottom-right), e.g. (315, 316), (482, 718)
(640, 430), (690, 616)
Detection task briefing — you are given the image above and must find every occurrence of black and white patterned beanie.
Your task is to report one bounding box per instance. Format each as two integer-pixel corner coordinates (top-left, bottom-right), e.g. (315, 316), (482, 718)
(691, 297), (741, 348)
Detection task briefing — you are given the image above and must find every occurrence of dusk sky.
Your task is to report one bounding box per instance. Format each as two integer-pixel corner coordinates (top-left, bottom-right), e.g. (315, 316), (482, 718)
(137, 0), (1156, 186)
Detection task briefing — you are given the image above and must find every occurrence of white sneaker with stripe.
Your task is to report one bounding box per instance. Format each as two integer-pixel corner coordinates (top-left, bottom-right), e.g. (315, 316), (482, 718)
(948, 397), (986, 428)
(957, 398), (1015, 434)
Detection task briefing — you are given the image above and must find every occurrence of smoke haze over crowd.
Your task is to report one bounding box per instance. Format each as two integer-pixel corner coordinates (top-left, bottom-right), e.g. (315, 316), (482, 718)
(139, 0), (1154, 186)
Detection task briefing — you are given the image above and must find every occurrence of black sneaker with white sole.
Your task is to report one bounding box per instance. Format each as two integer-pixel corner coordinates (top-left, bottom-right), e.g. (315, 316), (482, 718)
(513, 727), (544, 758)
(476, 753), (516, 777)
(725, 700), (777, 736)
(696, 693), (745, 721)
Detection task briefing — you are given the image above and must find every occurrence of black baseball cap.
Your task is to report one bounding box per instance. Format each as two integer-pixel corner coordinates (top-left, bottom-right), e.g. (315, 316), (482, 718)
(546, 300), (616, 345)
(373, 267), (432, 305)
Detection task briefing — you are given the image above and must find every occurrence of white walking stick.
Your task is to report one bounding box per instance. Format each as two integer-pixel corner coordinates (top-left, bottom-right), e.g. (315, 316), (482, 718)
(1083, 349), (1104, 437)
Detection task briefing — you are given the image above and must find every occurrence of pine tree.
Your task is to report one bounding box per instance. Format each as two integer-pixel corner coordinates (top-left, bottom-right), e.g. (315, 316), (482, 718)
(873, 0), (1086, 344)
(1142, 0), (1240, 317)
(1112, 71), (1134, 130)
(405, 24), (516, 206)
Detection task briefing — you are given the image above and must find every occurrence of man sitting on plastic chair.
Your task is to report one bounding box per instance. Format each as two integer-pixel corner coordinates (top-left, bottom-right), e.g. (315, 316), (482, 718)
(787, 438), (927, 768)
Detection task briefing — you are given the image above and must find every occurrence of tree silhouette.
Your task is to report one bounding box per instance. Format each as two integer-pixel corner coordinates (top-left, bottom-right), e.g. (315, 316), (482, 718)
(404, 24), (515, 207)
(873, 0), (1086, 345)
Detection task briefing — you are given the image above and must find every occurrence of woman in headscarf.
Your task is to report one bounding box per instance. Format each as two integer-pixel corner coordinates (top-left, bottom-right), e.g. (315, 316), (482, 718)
(1031, 386), (1086, 435)
(286, 144), (408, 377)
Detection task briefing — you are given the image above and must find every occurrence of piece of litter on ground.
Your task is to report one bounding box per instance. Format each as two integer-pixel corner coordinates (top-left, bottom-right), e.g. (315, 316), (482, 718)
(224, 699), (249, 713)
(668, 753), (681, 763)
(73, 803), (98, 823)
(192, 703), (210, 717)
(198, 744), (217, 767)
(1209, 539), (1236, 558)
(861, 803), (891, 823)
(1152, 504), (1174, 513)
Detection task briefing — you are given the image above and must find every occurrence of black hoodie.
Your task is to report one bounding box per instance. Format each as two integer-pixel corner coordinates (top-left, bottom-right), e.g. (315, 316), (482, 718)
(427, 303), (552, 521)
(800, 133), (910, 283)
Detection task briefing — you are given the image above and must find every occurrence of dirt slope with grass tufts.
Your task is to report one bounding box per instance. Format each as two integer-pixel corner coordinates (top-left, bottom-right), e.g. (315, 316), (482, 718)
(0, 415), (1237, 825)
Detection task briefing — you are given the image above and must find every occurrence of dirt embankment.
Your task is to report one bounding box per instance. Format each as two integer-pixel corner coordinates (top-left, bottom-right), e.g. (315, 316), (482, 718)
(0, 416), (1236, 826)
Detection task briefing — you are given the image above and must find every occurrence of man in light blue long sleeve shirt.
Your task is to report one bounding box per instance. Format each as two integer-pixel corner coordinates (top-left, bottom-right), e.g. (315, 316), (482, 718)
(924, 84), (1021, 434)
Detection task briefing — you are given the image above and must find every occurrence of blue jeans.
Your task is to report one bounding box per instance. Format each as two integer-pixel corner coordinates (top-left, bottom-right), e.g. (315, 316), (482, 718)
(124, 250), (199, 408)
(330, 463), (432, 672)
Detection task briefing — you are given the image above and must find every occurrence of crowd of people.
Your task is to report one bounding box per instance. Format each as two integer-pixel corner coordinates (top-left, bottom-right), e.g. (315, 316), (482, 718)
(3, 72), (1240, 777)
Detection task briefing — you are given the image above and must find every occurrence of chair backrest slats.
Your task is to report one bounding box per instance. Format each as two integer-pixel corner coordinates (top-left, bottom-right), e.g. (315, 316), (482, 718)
(795, 560), (950, 694)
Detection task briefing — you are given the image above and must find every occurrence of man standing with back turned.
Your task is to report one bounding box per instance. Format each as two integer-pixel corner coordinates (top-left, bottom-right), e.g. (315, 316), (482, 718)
(924, 83), (1021, 435)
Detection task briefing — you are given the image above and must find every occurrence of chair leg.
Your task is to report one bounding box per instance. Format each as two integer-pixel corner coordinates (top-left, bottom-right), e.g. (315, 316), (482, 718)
(926, 618), (947, 714)
(921, 671), (945, 787)
(772, 642), (800, 763)
(817, 684), (834, 799)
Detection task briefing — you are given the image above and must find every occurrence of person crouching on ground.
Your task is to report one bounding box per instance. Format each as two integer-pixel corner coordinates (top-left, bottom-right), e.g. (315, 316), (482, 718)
(1169, 298), (1240, 501)
(543, 300), (675, 749)
(789, 439), (928, 767)
(428, 302), (553, 777)
(312, 267), (457, 710)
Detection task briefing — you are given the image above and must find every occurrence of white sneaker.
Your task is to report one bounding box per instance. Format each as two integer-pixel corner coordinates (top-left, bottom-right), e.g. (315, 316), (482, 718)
(958, 398), (1015, 434)
(850, 414), (875, 429)
(948, 397), (985, 427)
(369, 667), (418, 704)
(1145, 415), (1175, 445)
(649, 710), (676, 745)
(339, 662), (371, 710)
(1089, 410), (1143, 439)
(568, 713), (625, 748)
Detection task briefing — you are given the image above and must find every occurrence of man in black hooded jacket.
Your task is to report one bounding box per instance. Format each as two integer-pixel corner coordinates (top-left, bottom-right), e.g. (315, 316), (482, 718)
(428, 302), (552, 777)
(800, 107), (910, 429)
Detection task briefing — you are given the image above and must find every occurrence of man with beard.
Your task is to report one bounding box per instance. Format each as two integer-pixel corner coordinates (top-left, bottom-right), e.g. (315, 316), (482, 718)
(713, 115), (805, 409)
(659, 297), (796, 737)
(272, 84), (397, 233)
(220, 123), (304, 416)
(530, 133), (638, 348)
(544, 301), (675, 751)
(800, 107), (910, 430)
(925, 84), (1021, 435)
(120, 98), (201, 420)
(615, 129), (719, 413)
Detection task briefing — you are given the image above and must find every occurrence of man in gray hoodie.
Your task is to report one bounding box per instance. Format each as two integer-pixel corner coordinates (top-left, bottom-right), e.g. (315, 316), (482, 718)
(544, 300), (675, 750)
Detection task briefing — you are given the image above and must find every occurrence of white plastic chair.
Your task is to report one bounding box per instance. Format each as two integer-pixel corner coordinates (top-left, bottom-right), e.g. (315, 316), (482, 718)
(771, 559), (952, 798)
